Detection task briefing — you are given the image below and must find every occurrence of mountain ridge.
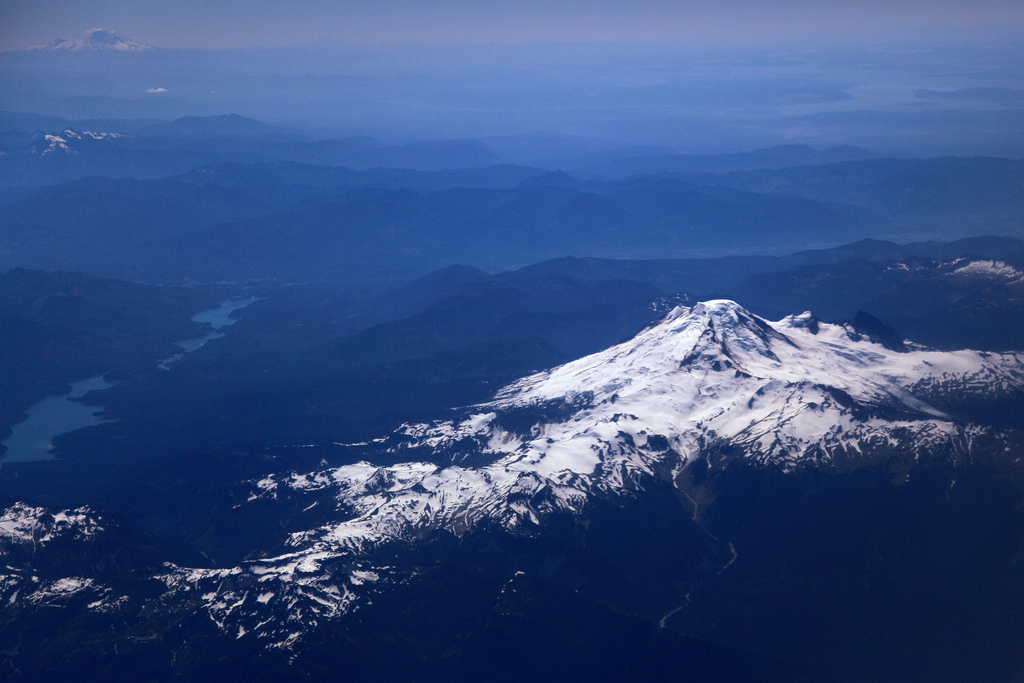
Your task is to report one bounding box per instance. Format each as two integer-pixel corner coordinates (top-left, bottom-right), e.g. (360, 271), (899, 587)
(146, 300), (1024, 647)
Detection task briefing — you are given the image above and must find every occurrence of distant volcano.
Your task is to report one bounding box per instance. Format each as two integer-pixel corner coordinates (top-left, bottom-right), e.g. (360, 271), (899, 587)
(29, 28), (151, 52)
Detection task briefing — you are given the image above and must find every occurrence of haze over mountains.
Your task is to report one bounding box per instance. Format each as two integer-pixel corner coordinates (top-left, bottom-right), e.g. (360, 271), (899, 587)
(3, 29), (1023, 154)
(2, 112), (1022, 284)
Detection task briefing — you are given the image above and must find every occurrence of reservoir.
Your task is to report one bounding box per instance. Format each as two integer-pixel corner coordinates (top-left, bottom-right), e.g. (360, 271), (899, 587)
(175, 296), (261, 352)
(160, 296), (261, 367)
(2, 297), (260, 465)
(1, 375), (114, 465)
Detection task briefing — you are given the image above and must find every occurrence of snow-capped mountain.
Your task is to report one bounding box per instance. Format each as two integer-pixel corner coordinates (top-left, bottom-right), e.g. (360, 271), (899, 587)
(4, 300), (1024, 659)
(149, 300), (1024, 646)
(29, 29), (150, 52)
(265, 299), (1022, 538)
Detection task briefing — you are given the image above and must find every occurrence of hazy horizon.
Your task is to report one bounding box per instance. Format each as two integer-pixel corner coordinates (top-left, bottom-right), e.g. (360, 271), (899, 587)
(3, 0), (1024, 51)
(1, 2), (1023, 155)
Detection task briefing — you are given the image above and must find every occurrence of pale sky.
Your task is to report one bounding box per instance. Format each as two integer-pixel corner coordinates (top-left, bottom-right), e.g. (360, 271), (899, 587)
(2, 0), (1023, 50)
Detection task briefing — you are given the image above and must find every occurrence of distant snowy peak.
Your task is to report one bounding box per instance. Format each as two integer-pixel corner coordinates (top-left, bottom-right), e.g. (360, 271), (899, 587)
(884, 256), (1024, 286)
(30, 29), (150, 52)
(58, 129), (124, 141)
(948, 258), (1024, 284)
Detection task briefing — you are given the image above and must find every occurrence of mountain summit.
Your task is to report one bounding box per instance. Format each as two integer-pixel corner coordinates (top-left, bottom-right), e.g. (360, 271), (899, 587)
(246, 298), (1023, 555)
(3, 299), (1024, 669)
(29, 29), (150, 52)
(148, 300), (1024, 646)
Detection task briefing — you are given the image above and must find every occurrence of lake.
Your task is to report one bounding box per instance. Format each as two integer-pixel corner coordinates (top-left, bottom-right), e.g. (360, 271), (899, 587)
(175, 296), (262, 353)
(2, 297), (261, 465)
(1, 375), (114, 465)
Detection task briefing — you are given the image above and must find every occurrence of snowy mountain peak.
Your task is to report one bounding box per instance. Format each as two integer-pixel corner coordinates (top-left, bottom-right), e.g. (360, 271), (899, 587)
(30, 29), (151, 52)
(669, 299), (792, 366)
(101, 301), (1024, 648)
(245, 300), (1024, 554)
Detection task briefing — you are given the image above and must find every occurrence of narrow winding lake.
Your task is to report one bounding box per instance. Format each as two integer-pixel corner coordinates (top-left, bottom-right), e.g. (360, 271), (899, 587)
(1, 297), (261, 465)
(175, 296), (262, 352)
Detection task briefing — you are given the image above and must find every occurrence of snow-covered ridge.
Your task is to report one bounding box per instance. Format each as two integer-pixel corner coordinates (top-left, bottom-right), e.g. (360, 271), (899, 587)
(33, 129), (126, 156)
(59, 129), (124, 141)
(0, 502), (105, 546)
(884, 257), (1024, 285)
(194, 300), (1023, 648)
(949, 259), (1024, 284)
(260, 301), (1023, 552)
